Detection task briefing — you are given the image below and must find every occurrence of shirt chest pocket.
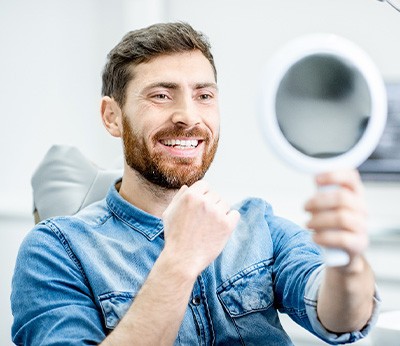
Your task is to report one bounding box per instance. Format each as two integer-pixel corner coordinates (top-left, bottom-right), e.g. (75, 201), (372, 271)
(217, 260), (274, 317)
(98, 291), (135, 329)
(216, 261), (290, 344)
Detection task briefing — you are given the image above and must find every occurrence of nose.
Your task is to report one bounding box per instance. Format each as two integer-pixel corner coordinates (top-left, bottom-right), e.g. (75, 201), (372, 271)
(171, 96), (201, 127)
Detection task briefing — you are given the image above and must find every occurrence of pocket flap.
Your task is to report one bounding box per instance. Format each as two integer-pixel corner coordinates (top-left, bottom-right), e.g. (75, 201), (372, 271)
(217, 261), (274, 317)
(99, 291), (135, 329)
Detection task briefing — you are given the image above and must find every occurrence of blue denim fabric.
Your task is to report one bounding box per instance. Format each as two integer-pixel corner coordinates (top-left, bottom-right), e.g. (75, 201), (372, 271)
(11, 181), (379, 345)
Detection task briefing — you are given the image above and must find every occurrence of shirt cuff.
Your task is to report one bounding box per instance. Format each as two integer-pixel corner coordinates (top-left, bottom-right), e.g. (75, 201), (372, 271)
(304, 265), (382, 344)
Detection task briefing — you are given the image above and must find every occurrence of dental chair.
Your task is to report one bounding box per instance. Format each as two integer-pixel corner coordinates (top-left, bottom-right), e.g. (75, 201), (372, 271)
(32, 145), (122, 223)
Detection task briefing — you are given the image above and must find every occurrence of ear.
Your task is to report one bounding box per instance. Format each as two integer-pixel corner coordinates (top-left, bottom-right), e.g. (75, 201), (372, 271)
(101, 96), (122, 138)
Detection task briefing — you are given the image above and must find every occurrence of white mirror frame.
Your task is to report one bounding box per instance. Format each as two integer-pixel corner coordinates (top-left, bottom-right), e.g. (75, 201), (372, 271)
(260, 34), (387, 174)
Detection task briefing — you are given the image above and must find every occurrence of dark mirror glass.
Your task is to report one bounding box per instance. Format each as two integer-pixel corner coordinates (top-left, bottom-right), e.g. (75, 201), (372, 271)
(275, 54), (372, 158)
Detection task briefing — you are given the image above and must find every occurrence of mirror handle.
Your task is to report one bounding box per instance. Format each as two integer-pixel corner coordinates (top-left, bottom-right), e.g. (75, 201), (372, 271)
(323, 248), (350, 267)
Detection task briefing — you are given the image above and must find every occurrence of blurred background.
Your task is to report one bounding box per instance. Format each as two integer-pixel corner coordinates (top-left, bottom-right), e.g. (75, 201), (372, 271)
(1, 0), (399, 345)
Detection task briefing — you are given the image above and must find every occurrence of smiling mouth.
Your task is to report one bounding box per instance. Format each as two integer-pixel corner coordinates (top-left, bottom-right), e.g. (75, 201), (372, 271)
(160, 139), (201, 149)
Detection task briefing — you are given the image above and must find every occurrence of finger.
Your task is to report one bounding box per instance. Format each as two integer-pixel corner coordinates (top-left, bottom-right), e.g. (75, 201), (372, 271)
(172, 184), (189, 201)
(163, 185), (189, 217)
(188, 181), (228, 208)
(188, 179), (210, 195)
(215, 199), (232, 214)
(307, 210), (367, 234)
(312, 229), (369, 255)
(315, 169), (364, 195)
(204, 190), (222, 204)
(305, 188), (368, 215)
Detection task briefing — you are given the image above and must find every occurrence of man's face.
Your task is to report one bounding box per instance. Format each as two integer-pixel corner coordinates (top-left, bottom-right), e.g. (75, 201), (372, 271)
(121, 50), (220, 189)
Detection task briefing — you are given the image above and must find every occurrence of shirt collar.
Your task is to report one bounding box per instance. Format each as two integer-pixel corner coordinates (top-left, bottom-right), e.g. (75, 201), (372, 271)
(106, 179), (164, 241)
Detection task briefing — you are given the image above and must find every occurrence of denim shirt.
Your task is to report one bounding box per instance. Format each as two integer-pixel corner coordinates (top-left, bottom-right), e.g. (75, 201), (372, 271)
(11, 182), (379, 345)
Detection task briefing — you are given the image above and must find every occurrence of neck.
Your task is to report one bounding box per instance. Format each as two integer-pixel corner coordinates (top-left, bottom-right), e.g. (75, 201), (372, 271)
(118, 165), (178, 218)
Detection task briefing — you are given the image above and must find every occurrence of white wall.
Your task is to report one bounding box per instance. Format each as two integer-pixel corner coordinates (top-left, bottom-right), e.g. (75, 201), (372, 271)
(1, 0), (400, 345)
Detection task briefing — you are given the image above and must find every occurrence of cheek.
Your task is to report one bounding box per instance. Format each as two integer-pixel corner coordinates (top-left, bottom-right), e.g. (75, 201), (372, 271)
(207, 118), (220, 139)
(201, 106), (220, 134)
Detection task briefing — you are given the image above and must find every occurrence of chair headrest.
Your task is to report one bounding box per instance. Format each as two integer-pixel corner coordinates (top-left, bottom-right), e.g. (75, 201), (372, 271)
(32, 145), (122, 222)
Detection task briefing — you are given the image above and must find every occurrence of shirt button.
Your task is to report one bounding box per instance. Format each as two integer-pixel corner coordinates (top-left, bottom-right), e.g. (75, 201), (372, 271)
(192, 296), (201, 305)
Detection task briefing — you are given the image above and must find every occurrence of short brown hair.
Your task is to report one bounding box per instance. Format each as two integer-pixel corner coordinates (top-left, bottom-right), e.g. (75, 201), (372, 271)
(101, 22), (217, 107)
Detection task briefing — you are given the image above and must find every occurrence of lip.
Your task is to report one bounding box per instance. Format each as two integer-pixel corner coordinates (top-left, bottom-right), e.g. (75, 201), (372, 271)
(156, 138), (204, 158)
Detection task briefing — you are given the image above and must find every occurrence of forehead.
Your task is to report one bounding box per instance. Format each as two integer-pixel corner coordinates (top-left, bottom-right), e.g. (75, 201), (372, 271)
(129, 50), (216, 88)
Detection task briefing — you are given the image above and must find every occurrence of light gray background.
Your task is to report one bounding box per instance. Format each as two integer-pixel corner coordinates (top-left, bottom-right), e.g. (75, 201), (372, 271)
(1, 1), (399, 345)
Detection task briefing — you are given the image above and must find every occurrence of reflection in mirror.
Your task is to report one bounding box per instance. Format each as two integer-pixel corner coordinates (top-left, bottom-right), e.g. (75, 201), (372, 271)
(275, 54), (371, 158)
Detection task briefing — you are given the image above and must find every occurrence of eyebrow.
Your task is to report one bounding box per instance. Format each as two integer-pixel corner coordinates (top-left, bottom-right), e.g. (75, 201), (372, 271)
(196, 82), (219, 91)
(142, 81), (218, 93)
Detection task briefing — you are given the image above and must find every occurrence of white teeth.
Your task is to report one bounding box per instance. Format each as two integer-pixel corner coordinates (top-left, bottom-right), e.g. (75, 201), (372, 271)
(161, 139), (199, 148)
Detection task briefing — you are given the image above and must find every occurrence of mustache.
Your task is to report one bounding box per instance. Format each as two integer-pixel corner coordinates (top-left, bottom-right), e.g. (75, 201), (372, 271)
(153, 126), (211, 142)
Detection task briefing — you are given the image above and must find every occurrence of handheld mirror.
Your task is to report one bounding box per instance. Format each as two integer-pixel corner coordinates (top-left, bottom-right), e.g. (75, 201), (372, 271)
(260, 34), (387, 266)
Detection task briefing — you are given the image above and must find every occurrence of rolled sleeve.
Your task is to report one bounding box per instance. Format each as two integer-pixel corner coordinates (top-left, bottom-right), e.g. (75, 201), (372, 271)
(304, 265), (381, 344)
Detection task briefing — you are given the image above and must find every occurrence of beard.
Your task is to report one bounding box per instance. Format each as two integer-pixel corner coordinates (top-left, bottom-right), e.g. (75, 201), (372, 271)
(122, 115), (219, 189)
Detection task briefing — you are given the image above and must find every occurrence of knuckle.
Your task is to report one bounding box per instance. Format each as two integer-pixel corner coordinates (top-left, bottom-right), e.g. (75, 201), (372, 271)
(184, 190), (201, 204)
(336, 189), (348, 205)
(348, 234), (369, 254)
(336, 210), (349, 228)
(358, 219), (368, 234)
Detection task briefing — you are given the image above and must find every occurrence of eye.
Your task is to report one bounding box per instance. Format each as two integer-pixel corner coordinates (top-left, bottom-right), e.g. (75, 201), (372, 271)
(198, 93), (214, 101)
(150, 93), (172, 103)
(154, 94), (169, 99)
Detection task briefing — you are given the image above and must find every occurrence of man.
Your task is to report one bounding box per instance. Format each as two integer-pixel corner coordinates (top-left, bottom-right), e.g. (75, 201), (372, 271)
(12, 22), (379, 345)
